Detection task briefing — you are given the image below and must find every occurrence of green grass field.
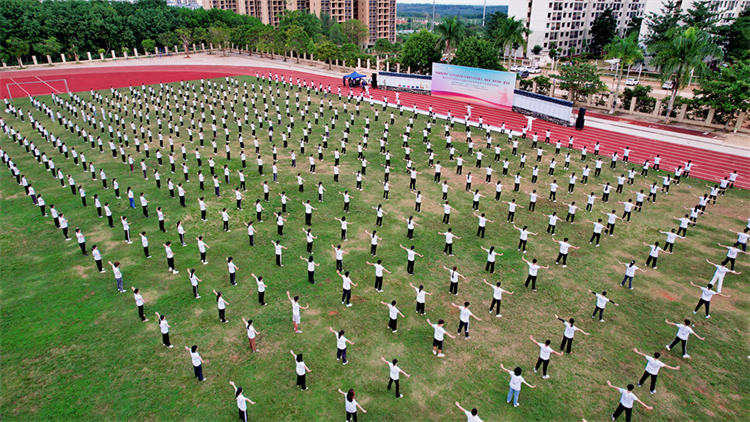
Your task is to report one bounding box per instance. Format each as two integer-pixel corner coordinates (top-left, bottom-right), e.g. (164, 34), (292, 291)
(1, 76), (749, 421)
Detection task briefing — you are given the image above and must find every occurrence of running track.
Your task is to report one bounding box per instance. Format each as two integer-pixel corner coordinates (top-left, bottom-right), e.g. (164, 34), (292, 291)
(2, 65), (748, 188)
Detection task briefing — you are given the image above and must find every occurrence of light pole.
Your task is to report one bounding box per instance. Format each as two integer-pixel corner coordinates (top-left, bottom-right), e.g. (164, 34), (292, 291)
(482, 0), (487, 26)
(431, 0), (437, 31)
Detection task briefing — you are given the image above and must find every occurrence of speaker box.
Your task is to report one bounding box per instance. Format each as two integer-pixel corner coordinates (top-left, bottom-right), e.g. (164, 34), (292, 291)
(371, 73), (378, 88)
(575, 108), (586, 130)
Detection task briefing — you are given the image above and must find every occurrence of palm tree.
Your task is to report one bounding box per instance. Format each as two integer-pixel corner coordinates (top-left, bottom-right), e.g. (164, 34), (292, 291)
(605, 33), (643, 113)
(435, 17), (465, 55)
(492, 16), (530, 66)
(650, 26), (723, 122)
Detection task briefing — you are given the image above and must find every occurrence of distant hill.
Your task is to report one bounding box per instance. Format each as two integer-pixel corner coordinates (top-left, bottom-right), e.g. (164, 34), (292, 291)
(397, 3), (508, 19)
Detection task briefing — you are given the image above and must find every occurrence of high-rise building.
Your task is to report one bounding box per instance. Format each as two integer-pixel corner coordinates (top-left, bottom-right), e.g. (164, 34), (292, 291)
(310, 0), (355, 23)
(357, 0), (397, 44)
(201, 0), (395, 44)
(508, 0), (650, 57)
(640, 0), (749, 39)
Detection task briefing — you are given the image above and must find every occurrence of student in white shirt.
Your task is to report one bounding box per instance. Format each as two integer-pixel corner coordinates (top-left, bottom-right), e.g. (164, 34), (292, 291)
(500, 363), (536, 407)
(633, 348), (680, 394)
(299, 255), (320, 284)
(589, 289), (618, 321)
(329, 327), (355, 364)
(154, 312), (172, 347)
(554, 313), (590, 354)
(643, 241), (671, 269)
(289, 350), (311, 390)
(229, 381), (256, 422)
(399, 244), (424, 275)
(380, 300), (405, 333)
(409, 282), (432, 315)
(337, 388), (367, 421)
(522, 257), (549, 291)
(455, 401), (483, 422)
(659, 228), (685, 253)
(380, 357), (410, 397)
(366, 259), (391, 292)
(286, 291), (308, 333)
(241, 317), (260, 352)
(108, 261), (126, 292)
(213, 290), (229, 323)
(195, 236), (209, 264)
(606, 380), (653, 421)
(482, 279), (513, 317)
(530, 335), (562, 378)
(91, 245), (104, 273)
(665, 318), (705, 358)
(131, 287), (148, 322)
(427, 318), (455, 357)
(480, 246), (503, 273)
(705, 258), (740, 293)
(185, 345), (205, 381)
(514, 225), (537, 253)
(272, 240), (288, 267)
(690, 281), (729, 319)
(474, 212), (493, 239)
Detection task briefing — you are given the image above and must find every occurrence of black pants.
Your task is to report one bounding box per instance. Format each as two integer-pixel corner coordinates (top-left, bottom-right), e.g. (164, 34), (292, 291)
(443, 243), (453, 255)
(449, 282), (458, 295)
(374, 276), (383, 291)
(507, 211), (515, 222)
(346, 411), (357, 422)
(639, 371), (658, 392)
(646, 256), (658, 268)
(296, 374), (306, 389)
(592, 306), (604, 320)
(721, 257), (735, 270)
(79, 242), (87, 255)
(485, 261), (495, 273)
(230, 272), (237, 286)
(219, 308), (226, 322)
(525, 275), (537, 290)
(248, 235), (254, 246)
(612, 404), (632, 421)
(518, 239), (527, 251)
(305, 213), (311, 225)
(167, 257), (175, 271)
(560, 336), (573, 353)
(490, 298), (501, 315)
(193, 364), (204, 381)
(556, 253), (567, 266)
(95, 259), (103, 272)
(407, 260), (415, 274)
(477, 226), (485, 238)
(138, 305), (145, 321)
(668, 336), (687, 355)
(144, 246), (150, 257)
(387, 378), (400, 397)
(535, 357), (549, 376)
(458, 321), (470, 337)
(416, 302), (425, 315)
(695, 299), (710, 316)
(162, 332), (171, 347)
(342, 288), (351, 304)
(590, 233), (601, 245)
(308, 270), (315, 284)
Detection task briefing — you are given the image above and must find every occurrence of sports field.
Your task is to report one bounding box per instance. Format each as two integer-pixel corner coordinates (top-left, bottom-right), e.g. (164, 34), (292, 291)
(1, 73), (748, 421)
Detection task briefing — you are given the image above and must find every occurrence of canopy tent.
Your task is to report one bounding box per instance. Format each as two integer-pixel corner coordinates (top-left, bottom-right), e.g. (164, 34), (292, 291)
(344, 72), (366, 80)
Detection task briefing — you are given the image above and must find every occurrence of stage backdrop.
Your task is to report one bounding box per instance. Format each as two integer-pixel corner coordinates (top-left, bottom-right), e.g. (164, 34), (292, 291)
(431, 63), (516, 109)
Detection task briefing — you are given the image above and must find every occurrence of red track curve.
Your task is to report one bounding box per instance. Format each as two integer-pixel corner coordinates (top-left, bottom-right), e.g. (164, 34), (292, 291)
(2, 64), (748, 188)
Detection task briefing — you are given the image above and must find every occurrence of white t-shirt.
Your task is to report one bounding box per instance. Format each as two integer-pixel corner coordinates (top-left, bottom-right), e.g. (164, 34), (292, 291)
(700, 287), (717, 302)
(432, 323), (446, 340)
(509, 374), (525, 390)
(415, 288), (426, 303)
(388, 362), (400, 380)
(217, 297), (226, 310)
(237, 393), (248, 411)
(528, 263), (539, 276)
(649, 245), (660, 257)
(645, 356), (665, 375)
(337, 334), (348, 350)
(341, 275), (352, 290)
(388, 304), (399, 319)
(538, 343), (552, 360)
(459, 306), (471, 323)
(625, 264), (638, 277)
(595, 294), (610, 308)
(159, 319), (169, 334)
(345, 398), (358, 414)
(295, 361), (306, 376)
(374, 263), (384, 277)
(190, 351), (201, 367)
(676, 324), (695, 340)
(464, 410), (483, 422)
(619, 388), (636, 409)
(563, 322), (578, 338)
(559, 241), (570, 254)
(134, 293), (144, 306)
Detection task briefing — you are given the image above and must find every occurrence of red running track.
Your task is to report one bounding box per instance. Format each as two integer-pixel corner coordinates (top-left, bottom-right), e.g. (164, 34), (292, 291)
(2, 64), (748, 188)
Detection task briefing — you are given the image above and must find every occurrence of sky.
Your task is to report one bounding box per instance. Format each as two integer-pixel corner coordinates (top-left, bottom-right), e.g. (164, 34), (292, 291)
(398, 0), (508, 5)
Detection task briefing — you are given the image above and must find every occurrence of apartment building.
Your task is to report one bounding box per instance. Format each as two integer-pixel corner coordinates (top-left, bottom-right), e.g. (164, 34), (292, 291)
(640, 0), (749, 38)
(357, 0), (397, 44)
(509, 0), (650, 57)
(201, 0), (395, 44)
